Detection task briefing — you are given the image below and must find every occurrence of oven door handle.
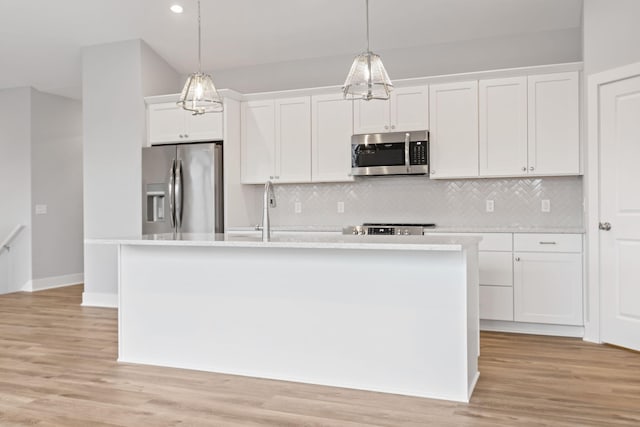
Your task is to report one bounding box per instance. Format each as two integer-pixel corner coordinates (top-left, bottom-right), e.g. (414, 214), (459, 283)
(404, 133), (411, 173)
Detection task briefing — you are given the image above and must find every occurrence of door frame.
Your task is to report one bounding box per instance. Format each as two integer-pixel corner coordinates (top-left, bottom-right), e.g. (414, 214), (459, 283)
(585, 61), (640, 343)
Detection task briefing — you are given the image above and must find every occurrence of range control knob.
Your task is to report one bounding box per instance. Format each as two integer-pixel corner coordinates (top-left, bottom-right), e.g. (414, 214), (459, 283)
(403, 230), (410, 235)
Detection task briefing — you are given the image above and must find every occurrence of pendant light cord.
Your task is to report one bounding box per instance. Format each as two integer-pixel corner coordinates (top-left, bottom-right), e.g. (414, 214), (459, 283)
(197, 0), (202, 72)
(365, 0), (370, 53)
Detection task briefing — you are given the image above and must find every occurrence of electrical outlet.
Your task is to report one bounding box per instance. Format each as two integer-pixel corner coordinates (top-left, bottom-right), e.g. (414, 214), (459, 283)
(337, 201), (345, 213)
(541, 199), (551, 213)
(35, 204), (47, 215)
(294, 202), (302, 214)
(485, 200), (494, 213)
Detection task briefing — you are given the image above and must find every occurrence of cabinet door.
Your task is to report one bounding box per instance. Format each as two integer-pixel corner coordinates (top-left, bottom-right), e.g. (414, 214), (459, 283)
(480, 286), (514, 321)
(353, 98), (390, 134)
(185, 111), (224, 142)
(479, 77), (528, 177)
(514, 252), (583, 325)
(527, 72), (580, 175)
(148, 103), (186, 144)
(390, 86), (429, 132)
(311, 93), (354, 182)
(275, 97), (312, 183)
(479, 252), (513, 286)
(241, 100), (275, 184)
(429, 81), (479, 178)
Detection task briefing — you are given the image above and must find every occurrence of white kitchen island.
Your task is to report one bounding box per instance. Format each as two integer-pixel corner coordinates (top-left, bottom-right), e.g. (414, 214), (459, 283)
(112, 233), (480, 402)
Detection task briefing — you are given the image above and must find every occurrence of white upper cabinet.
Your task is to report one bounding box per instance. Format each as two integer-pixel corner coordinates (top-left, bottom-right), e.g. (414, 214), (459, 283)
(479, 77), (528, 177)
(241, 100), (275, 184)
(429, 81), (479, 179)
(527, 72), (580, 175)
(353, 86), (428, 134)
(275, 97), (312, 183)
(241, 98), (311, 184)
(148, 102), (223, 144)
(311, 93), (354, 182)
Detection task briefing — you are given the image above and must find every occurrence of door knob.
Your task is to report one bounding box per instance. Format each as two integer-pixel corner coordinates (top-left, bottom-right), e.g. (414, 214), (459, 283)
(599, 222), (612, 231)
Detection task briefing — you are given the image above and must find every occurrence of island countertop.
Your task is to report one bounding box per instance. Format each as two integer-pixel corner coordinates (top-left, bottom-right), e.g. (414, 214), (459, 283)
(87, 232), (481, 252)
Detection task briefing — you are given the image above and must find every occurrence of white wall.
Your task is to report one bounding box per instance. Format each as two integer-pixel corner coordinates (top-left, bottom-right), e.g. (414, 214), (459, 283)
(0, 87), (32, 293)
(583, 0), (640, 75)
(82, 39), (179, 307)
(30, 90), (83, 285)
(212, 28), (581, 93)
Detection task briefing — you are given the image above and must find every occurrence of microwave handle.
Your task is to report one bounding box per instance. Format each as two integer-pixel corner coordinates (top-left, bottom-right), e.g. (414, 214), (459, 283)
(404, 133), (411, 173)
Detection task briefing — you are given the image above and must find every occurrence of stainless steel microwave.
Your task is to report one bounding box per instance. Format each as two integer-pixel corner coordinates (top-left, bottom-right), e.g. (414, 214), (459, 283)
(351, 130), (429, 176)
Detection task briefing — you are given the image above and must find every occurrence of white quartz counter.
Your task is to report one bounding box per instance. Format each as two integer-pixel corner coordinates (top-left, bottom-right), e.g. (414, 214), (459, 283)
(88, 232), (481, 252)
(226, 225), (586, 234)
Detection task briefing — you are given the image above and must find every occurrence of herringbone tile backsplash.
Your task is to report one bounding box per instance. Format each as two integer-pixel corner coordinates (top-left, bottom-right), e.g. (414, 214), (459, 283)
(269, 176), (583, 228)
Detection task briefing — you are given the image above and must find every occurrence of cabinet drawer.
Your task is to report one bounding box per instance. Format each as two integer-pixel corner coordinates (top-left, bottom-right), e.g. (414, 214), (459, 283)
(477, 233), (512, 251)
(480, 285), (513, 321)
(514, 233), (582, 253)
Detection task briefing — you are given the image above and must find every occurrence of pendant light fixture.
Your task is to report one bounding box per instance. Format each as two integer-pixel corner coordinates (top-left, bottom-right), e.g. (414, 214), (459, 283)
(177, 0), (223, 114)
(343, 0), (393, 101)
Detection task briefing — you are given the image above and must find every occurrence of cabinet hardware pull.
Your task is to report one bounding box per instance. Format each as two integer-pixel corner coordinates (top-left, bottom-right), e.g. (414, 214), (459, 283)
(530, 166), (535, 171)
(515, 257), (521, 261)
(539, 241), (557, 245)
(521, 166), (526, 171)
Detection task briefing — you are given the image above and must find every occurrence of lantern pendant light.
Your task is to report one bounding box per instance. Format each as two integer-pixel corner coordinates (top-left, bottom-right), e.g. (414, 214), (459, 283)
(177, 0), (223, 114)
(343, 0), (393, 101)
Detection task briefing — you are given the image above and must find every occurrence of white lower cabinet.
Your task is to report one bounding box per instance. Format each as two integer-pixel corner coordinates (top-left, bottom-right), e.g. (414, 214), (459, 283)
(513, 233), (583, 326)
(513, 251), (583, 326)
(447, 232), (584, 329)
(480, 286), (514, 321)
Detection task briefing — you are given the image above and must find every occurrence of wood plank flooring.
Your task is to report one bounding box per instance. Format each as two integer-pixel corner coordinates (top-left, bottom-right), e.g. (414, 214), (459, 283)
(0, 285), (638, 426)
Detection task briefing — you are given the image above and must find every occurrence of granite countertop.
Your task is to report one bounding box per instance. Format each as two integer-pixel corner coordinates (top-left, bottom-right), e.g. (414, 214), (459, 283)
(86, 233), (481, 252)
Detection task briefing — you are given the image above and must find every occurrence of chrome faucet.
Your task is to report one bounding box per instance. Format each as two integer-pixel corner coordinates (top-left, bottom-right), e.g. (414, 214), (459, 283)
(262, 180), (277, 242)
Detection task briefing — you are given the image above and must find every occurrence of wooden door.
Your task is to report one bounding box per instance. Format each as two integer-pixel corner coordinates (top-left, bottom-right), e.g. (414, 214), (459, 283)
(600, 72), (640, 351)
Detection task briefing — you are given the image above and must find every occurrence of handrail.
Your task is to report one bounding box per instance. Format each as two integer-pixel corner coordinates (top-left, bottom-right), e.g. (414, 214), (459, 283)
(1, 225), (25, 254)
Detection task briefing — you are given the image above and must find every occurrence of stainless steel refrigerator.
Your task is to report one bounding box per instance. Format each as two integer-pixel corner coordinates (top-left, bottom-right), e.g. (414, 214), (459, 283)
(142, 142), (223, 234)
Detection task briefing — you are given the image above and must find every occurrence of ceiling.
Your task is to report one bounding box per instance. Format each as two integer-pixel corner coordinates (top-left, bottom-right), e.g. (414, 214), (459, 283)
(0, 0), (583, 99)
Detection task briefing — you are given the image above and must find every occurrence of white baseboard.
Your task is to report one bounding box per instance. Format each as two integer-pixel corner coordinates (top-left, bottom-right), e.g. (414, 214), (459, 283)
(21, 273), (84, 292)
(480, 320), (584, 338)
(82, 292), (118, 308)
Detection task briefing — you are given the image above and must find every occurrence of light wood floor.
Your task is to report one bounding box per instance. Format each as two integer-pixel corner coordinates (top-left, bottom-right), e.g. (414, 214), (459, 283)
(0, 285), (639, 426)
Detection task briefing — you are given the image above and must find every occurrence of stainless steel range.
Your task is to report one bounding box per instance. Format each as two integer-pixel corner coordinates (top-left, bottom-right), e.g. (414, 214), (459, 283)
(343, 223), (436, 236)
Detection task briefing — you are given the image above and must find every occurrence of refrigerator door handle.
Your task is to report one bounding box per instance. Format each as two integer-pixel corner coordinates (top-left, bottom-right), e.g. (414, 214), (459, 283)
(168, 159), (176, 229)
(175, 159), (184, 229)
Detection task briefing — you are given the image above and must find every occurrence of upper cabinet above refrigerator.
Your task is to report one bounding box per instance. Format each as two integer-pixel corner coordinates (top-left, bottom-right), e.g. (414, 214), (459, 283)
(146, 101), (224, 145)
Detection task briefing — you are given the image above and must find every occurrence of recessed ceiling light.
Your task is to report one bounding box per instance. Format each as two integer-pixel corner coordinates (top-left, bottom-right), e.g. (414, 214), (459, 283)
(170, 4), (183, 13)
